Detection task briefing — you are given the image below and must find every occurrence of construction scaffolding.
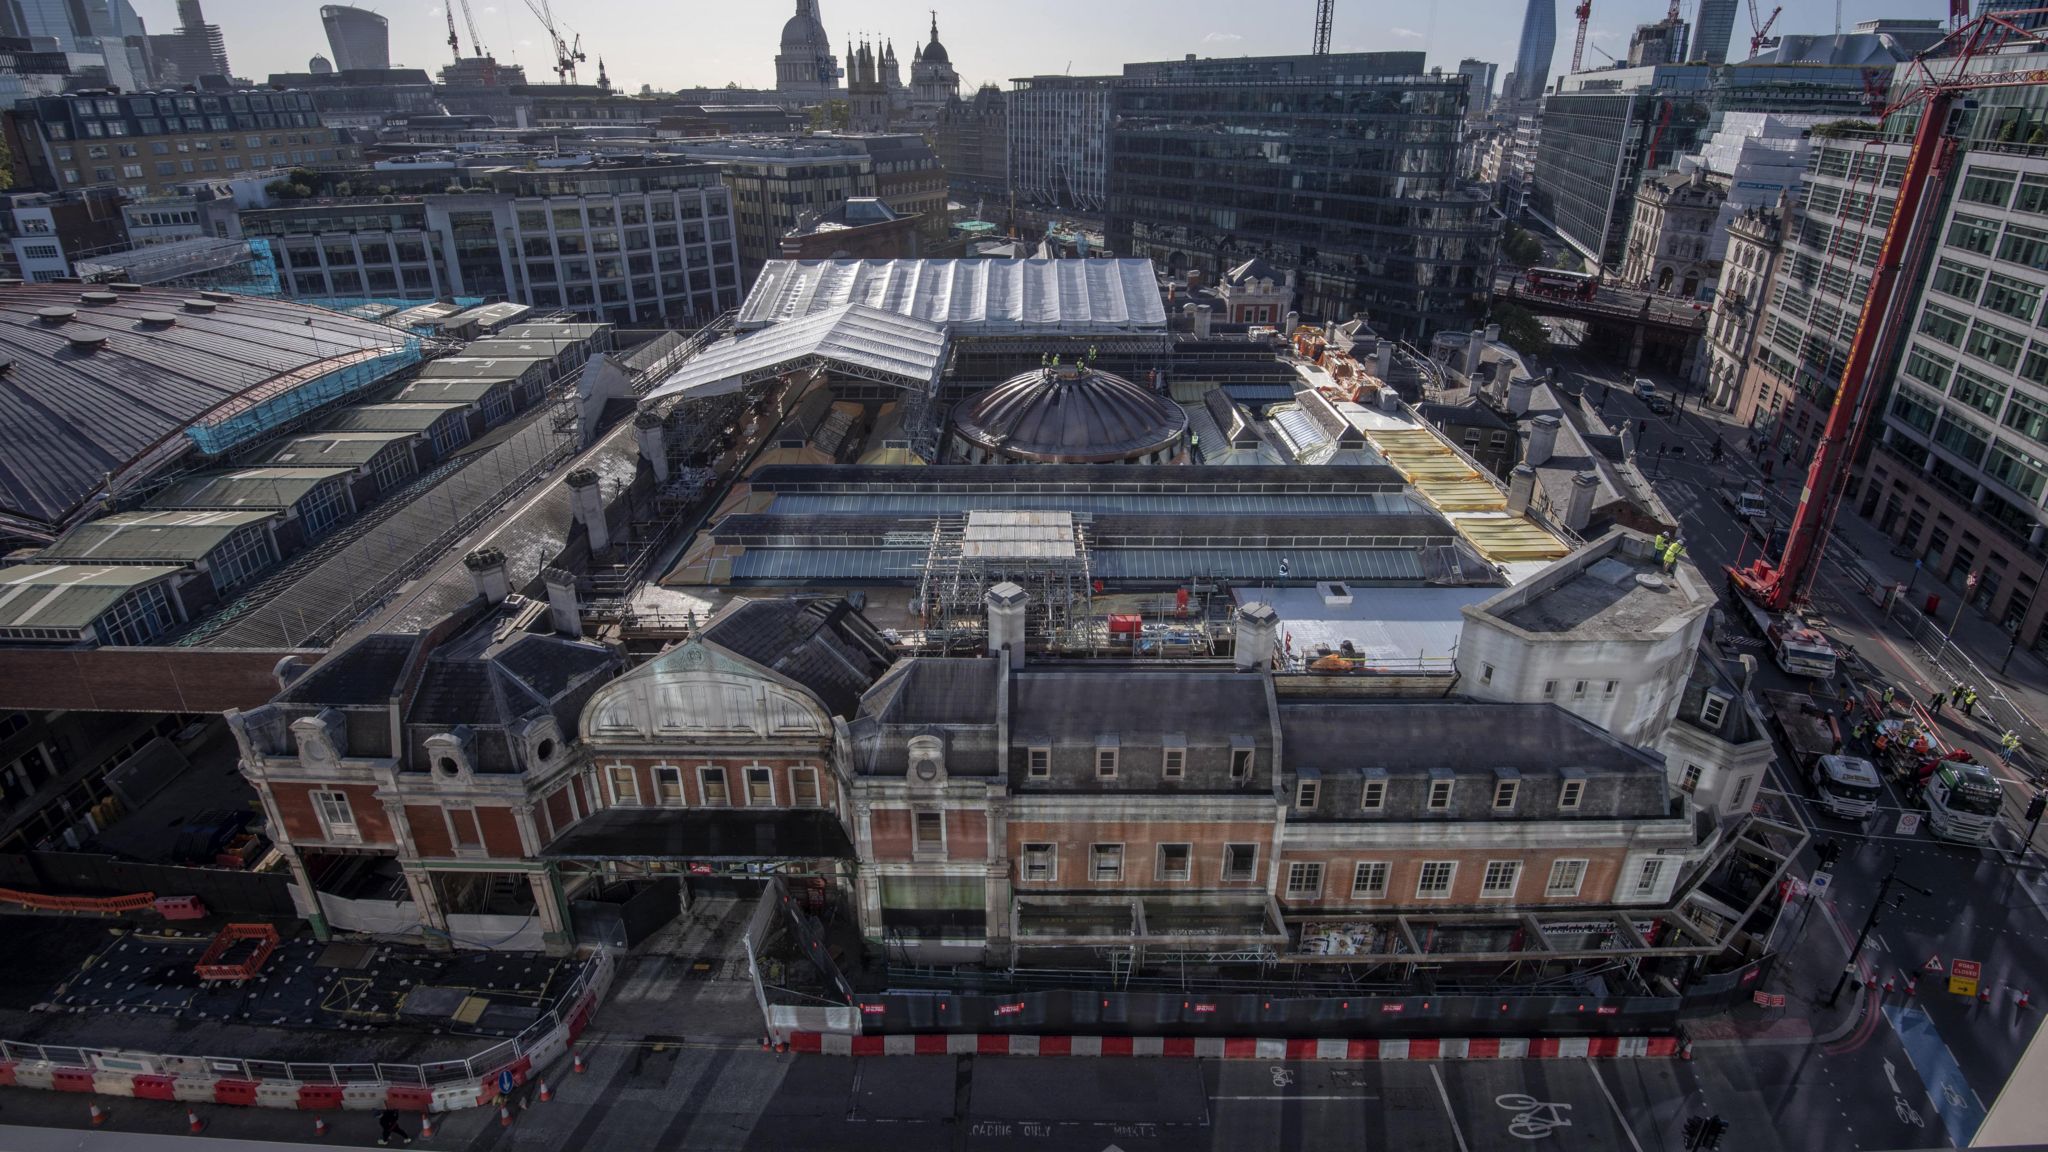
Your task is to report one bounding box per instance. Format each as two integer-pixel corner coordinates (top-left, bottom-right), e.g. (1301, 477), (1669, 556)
(918, 510), (1094, 649)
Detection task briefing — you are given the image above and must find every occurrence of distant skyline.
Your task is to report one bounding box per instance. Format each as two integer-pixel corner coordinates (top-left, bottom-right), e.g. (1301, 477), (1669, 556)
(131, 0), (1945, 93)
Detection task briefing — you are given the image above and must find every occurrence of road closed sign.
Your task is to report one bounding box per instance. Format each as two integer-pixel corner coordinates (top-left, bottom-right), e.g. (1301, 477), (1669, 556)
(1951, 958), (1982, 998)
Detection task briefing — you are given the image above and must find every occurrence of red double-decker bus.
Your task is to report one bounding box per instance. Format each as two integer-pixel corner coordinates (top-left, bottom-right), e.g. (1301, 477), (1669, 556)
(1524, 267), (1600, 301)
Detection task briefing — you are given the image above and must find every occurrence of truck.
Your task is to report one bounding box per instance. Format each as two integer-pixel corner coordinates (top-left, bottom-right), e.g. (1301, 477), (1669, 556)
(1720, 486), (1770, 520)
(1729, 591), (1839, 680)
(1809, 754), (1884, 820)
(1764, 690), (1843, 779)
(1922, 757), (2005, 845)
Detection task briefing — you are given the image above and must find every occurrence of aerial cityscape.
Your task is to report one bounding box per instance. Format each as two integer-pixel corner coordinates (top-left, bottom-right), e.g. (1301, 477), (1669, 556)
(0, 1), (2045, 1149)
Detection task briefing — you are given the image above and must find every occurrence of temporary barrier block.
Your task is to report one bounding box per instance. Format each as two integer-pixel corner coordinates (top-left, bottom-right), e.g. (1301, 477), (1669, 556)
(0, 1061), (15, 1087)
(339, 1083), (386, 1110)
(132, 1074), (176, 1101)
(1285, 1039), (1318, 1061)
(1161, 1038), (1195, 1058)
(1348, 1039), (1379, 1061)
(1467, 1038), (1502, 1059)
(385, 1086), (432, 1112)
(213, 1080), (259, 1106)
(1099, 1036), (1134, 1057)
(788, 1032), (822, 1054)
(296, 1083), (344, 1110)
(913, 1034), (947, 1056)
(976, 1034), (1008, 1056)
(1411, 1039), (1442, 1060)
(1038, 1036), (1072, 1058)
(51, 1066), (95, 1093)
(1586, 1036), (1620, 1057)
(171, 1077), (216, 1103)
(849, 1035), (884, 1057)
(1645, 1036), (1679, 1057)
(1528, 1037), (1561, 1058)
(152, 896), (207, 921)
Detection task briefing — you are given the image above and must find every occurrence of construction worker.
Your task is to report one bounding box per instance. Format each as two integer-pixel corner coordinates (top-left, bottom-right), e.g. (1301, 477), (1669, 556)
(1929, 687), (1946, 714)
(1662, 538), (1685, 572)
(1844, 695), (1860, 718)
(1950, 682), (1967, 706)
(1882, 685), (1896, 708)
(1963, 687), (1979, 718)
(2001, 730), (2022, 763)
(1653, 531), (1670, 554)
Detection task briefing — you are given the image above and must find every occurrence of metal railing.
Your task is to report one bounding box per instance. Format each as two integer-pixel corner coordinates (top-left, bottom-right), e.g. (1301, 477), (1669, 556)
(0, 949), (610, 1089)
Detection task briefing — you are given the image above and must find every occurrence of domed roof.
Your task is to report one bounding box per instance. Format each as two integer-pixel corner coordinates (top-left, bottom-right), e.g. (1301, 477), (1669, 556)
(952, 365), (1188, 463)
(921, 15), (950, 65)
(781, 2), (829, 53)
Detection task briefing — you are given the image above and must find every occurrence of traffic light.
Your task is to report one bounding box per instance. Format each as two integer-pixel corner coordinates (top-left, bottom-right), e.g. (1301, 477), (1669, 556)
(1816, 838), (1841, 869)
(1684, 1117), (1706, 1148)
(1703, 1116), (1729, 1149)
(2027, 791), (2046, 824)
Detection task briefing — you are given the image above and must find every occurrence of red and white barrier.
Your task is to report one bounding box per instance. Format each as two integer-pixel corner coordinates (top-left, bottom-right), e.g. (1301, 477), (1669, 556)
(0, 951), (613, 1114)
(786, 1032), (1678, 1060)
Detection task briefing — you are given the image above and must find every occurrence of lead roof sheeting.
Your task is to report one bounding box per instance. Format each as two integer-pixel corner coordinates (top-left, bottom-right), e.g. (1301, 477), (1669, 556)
(737, 259), (1169, 334)
(646, 304), (949, 403)
(0, 284), (413, 533)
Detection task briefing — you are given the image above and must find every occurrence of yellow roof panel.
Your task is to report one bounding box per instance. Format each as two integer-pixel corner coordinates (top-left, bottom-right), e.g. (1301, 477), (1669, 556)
(1458, 517), (1573, 561)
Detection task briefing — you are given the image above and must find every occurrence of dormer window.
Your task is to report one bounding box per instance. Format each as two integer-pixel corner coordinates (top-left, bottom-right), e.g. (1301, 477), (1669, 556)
(1700, 690), (1731, 729)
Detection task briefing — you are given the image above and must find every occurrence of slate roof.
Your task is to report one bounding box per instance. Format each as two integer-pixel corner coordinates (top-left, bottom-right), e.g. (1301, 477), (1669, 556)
(847, 656), (1003, 777)
(700, 597), (895, 718)
(1009, 669), (1272, 747)
(0, 283), (414, 535)
(279, 634), (420, 707)
(1279, 700), (1662, 776)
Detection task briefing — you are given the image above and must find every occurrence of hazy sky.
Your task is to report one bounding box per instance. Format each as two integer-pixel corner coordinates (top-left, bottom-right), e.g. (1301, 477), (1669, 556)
(135, 1), (1945, 94)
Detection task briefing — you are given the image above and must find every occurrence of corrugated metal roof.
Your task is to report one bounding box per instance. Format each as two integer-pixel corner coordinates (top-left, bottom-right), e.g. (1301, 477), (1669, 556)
(737, 259), (1169, 334)
(646, 304), (949, 403)
(0, 283), (414, 534)
(265, 430), (415, 467)
(418, 357), (544, 380)
(322, 402), (468, 433)
(764, 491), (1418, 516)
(0, 563), (184, 630)
(145, 467), (352, 511)
(730, 548), (929, 581)
(36, 509), (274, 563)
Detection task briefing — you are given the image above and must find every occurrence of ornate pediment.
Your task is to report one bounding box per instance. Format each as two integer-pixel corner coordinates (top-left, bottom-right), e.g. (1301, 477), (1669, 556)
(581, 640), (831, 745)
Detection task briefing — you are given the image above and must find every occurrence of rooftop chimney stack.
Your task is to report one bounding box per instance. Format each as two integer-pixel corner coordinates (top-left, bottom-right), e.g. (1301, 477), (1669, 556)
(1527, 414), (1561, 466)
(464, 546), (510, 604)
(1566, 471), (1599, 530)
(633, 410), (668, 483)
(986, 582), (1028, 670)
(1375, 338), (1394, 380)
(1466, 329), (1487, 376)
(1507, 463), (1537, 515)
(542, 566), (582, 637)
(566, 468), (610, 553)
(1234, 602), (1279, 672)
(1194, 304), (1213, 340)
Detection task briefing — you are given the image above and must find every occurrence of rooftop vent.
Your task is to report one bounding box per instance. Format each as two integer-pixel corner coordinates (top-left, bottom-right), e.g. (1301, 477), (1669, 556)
(78, 290), (118, 305)
(200, 290), (235, 303)
(66, 334), (107, 353)
(181, 299), (217, 313)
(36, 307), (75, 324)
(1635, 573), (1668, 591)
(0, 357), (14, 374)
(109, 282), (143, 293)
(137, 312), (177, 327)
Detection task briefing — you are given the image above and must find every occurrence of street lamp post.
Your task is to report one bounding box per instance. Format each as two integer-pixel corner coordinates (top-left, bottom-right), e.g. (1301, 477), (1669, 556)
(2001, 619), (2022, 675)
(1825, 859), (1932, 1008)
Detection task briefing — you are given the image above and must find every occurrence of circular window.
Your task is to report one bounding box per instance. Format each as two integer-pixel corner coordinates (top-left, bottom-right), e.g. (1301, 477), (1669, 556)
(914, 759), (938, 782)
(436, 755), (460, 777)
(535, 738), (556, 763)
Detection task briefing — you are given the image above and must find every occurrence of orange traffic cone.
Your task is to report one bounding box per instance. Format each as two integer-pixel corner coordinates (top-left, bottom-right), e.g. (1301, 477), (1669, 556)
(1883, 976), (1896, 994)
(537, 1078), (552, 1103)
(573, 1049), (586, 1074)
(187, 1108), (205, 1134)
(89, 1103), (106, 1127)
(313, 1115), (329, 1137)
(420, 1111), (435, 1139)
(1906, 974), (1919, 996)
(1980, 987), (1993, 1006)
(2019, 989), (2034, 1010)
(498, 1103), (513, 1128)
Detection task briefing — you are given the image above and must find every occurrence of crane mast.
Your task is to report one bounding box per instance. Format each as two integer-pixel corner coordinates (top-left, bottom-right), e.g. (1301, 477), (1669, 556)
(459, 0), (488, 57)
(443, 2), (461, 65)
(1727, 13), (2047, 612)
(1746, 0), (1781, 59)
(1571, 0), (1591, 72)
(1312, 0), (1334, 55)
(520, 0), (587, 84)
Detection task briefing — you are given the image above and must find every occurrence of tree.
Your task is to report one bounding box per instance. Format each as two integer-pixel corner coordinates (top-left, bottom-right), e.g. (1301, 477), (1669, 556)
(1501, 224), (1545, 268)
(1490, 303), (1549, 357)
(808, 99), (849, 131)
(0, 136), (13, 192)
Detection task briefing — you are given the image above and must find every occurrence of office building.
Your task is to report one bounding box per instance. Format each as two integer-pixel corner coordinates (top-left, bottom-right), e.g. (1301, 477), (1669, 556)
(1627, 18), (1689, 67)
(1863, 151), (2048, 648)
(1700, 202), (1782, 412)
(1007, 74), (1112, 215)
(320, 5), (388, 72)
(1509, 0), (1556, 104)
(1529, 66), (1714, 272)
(1107, 52), (1493, 337)
(933, 85), (1008, 203)
(1458, 58), (1498, 120)
(148, 0), (228, 83)
(670, 136), (873, 276)
(16, 89), (354, 199)
(239, 159), (741, 325)
(1618, 168), (1726, 298)
(1693, 0), (1739, 63)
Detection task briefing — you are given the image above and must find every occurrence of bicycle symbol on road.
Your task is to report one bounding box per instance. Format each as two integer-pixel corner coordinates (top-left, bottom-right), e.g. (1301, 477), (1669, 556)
(1894, 1097), (1925, 1128)
(1269, 1066), (1294, 1088)
(1495, 1094), (1574, 1140)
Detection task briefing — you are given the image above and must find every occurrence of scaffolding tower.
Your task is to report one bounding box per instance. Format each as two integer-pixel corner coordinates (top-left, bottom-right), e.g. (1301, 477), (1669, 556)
(917, 511), (1094, 649)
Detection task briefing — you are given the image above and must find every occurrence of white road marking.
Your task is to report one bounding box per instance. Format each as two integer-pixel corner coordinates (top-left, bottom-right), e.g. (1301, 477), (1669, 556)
(1431, 1064), (1472, 1152)
(1585, 1060), (1649, 1152)
(1212, 1094), (1383, 1101)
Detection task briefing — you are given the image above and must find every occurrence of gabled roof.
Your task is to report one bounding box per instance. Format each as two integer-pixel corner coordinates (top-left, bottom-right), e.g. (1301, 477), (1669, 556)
(145, 467), (354, 511)
(645, 303), (949, 404)
(35, 509), (275, 564)
(0, 563), (185, 631)
(700, 596), (895, 717)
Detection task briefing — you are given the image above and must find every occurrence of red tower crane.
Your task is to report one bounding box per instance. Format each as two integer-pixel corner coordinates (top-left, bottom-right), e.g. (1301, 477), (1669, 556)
(1746, 0), (1781, 58)
(1727, 14), (2048, 613)
(1571, 0), (1592, 72)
